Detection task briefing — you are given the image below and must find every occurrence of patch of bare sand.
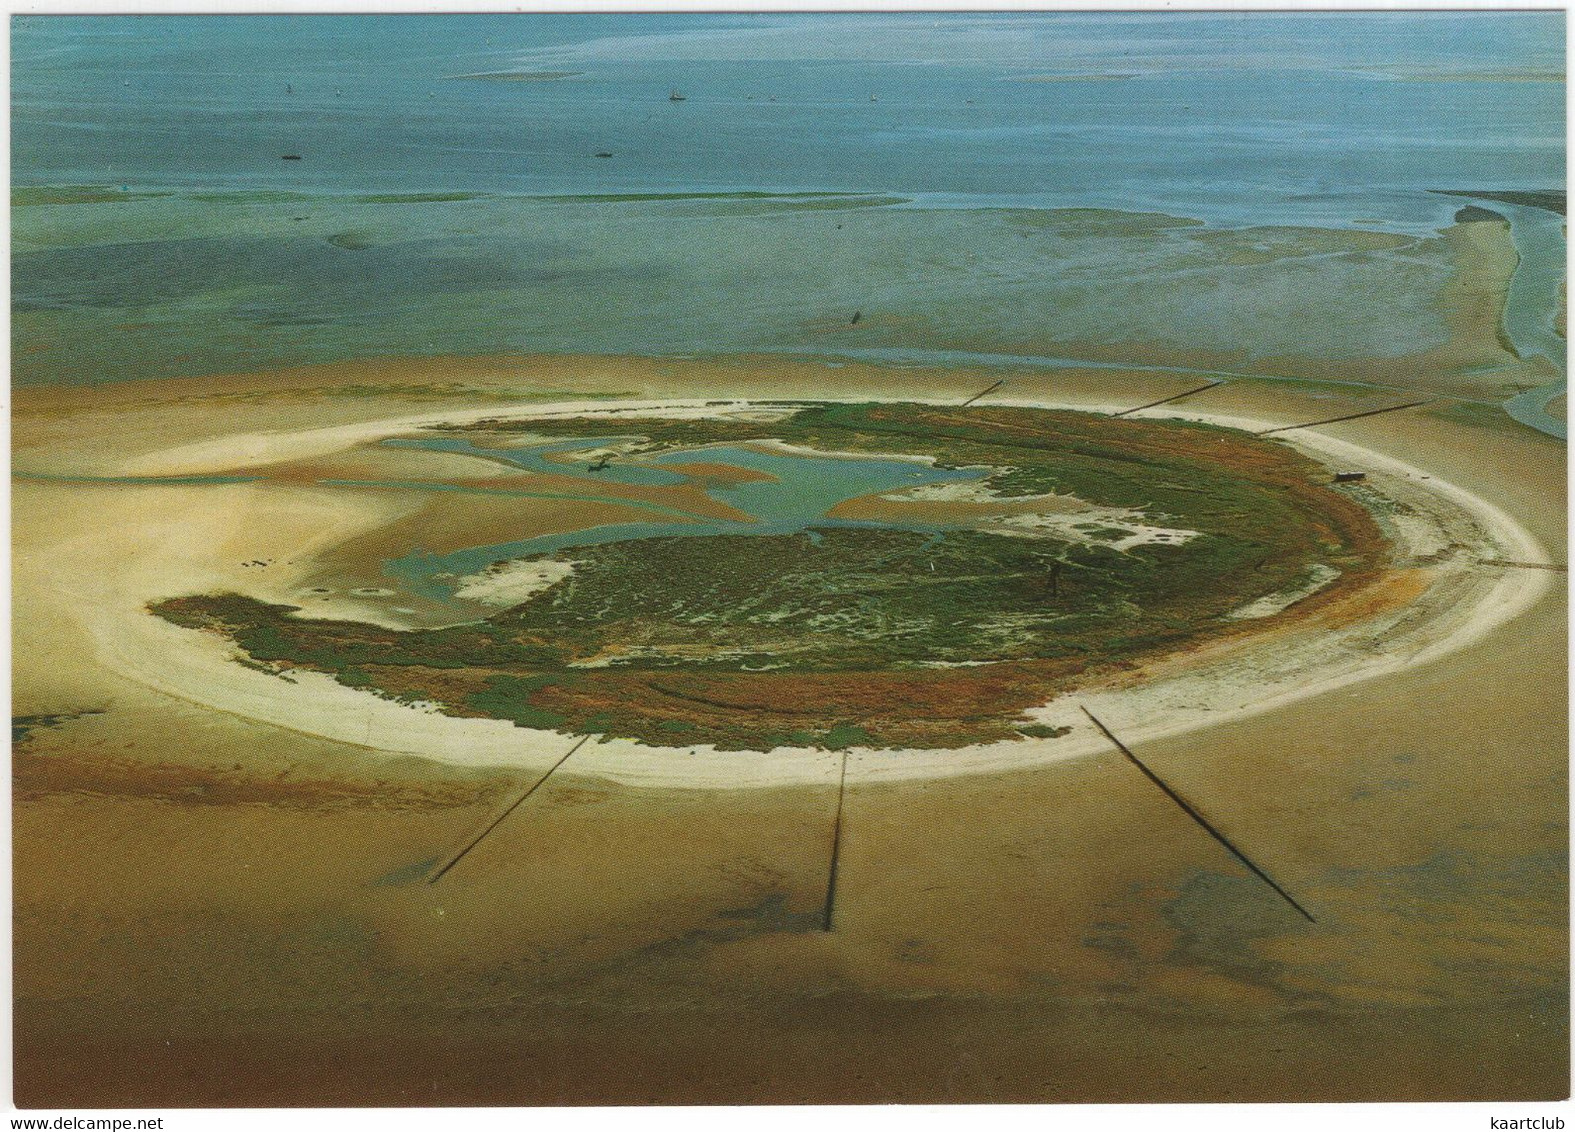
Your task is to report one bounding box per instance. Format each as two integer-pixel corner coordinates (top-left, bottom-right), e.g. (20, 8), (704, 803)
(656, 460), (777, 485)
(453, 558), (575, 607)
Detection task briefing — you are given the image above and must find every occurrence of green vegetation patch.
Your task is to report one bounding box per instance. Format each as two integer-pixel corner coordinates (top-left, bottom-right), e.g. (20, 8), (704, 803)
(1433, 188), (1566, 216)
(1016, 724), (1072, 739)
(12, 709), (104, 744)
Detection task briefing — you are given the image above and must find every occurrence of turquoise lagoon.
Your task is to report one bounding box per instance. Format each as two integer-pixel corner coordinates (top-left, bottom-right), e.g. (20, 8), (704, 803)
(378, 434), (986, 599)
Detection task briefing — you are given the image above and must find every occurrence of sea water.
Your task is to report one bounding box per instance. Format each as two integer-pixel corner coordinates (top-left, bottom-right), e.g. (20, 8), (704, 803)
(11, 12), (1566, 387)
(381, 434), (985, 598)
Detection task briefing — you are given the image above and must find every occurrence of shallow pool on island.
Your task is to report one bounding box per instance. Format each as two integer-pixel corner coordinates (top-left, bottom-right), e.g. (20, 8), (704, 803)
(381, 434), (990, 601)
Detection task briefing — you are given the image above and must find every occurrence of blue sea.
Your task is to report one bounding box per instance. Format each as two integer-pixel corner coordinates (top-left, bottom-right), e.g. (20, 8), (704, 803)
(10, 12), (1566, 387)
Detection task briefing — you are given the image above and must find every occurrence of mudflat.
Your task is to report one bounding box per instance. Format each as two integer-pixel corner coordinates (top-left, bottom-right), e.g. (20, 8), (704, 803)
(12, 353), (1566, 1104)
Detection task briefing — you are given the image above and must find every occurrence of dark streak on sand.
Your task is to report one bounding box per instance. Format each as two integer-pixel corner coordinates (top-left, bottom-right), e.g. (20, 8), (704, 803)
(1081, 706), (1317, 923)
(1113, 380), (1225, 417)
(425, 735), (592, 884)
(823, 750), (851, 932)
(1256, 399), (1435, 436)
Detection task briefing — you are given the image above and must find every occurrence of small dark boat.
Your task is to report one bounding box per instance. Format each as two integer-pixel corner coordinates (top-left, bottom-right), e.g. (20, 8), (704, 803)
(594, 151), (614, 158)
(1333, 471), (1367, 484)
(669, 88), (686, 102)
(281, 154), (303, 161)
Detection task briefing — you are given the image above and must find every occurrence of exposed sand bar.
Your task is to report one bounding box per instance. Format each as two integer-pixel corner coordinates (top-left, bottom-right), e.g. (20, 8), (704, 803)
(12, 356), (1566, 1107)
(46, 392), (1553, 791)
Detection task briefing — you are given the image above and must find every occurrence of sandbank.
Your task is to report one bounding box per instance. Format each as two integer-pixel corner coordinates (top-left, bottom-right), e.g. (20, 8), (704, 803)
(20, 381), (1553, 792)
(13, 356), (1565, 1107)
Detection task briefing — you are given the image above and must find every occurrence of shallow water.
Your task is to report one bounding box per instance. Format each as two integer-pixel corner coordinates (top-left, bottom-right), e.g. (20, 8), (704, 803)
(1488, 200), (1568, 439)
(1504, 377), (1567, 440)
(10, 13), (1565, 387)
(386, 435), (689, 487)
(13, 14), (1561, 218)
(381, 434), (982, 599)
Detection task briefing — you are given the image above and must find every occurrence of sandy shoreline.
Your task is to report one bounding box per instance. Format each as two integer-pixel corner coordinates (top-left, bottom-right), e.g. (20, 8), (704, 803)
(28, 389), (1554, 792)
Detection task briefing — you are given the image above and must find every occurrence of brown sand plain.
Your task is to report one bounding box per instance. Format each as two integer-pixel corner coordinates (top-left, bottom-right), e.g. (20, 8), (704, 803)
(12, 347), (1568, 1105)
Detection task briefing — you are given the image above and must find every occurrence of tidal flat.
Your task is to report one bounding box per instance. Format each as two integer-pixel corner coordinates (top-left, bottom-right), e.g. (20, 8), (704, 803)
(4, 190), (1523, 389)
(12, 352), (1567, 1104)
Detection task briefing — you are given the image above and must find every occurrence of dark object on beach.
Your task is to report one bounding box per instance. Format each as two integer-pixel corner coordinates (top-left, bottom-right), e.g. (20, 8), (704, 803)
(850, 311), (861, 325)
(1112, 379), (1224, 418)
(960, 380), (1004, 408)
(1333, 471), (1367, 484)
(281, 154), (303, 161)
(588, 455), (611, 472)
(593, 152), (614, 158)
(669, 88), (686, 101)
